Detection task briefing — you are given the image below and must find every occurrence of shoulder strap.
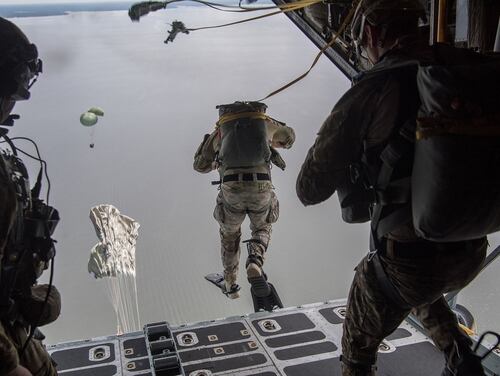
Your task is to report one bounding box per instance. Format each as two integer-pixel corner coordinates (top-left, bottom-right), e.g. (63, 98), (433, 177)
(369, 120), (415, 251)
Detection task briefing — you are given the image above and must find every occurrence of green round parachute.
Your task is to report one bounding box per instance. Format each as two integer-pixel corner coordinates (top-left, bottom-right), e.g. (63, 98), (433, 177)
(80, 112), (98, 127)
(88, 107), (105, 117)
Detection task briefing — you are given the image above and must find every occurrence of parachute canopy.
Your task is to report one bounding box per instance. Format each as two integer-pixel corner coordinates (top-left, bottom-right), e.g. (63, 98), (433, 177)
(88, 204), (141, 334)
(80, 112), (98, 127)
(80, 107), (104, 127)
(89, 204), (139, 278)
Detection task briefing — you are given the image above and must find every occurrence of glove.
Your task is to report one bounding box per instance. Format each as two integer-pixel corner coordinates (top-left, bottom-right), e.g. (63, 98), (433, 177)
(270, 146), (286, 171)
(19, 284), (61, 327)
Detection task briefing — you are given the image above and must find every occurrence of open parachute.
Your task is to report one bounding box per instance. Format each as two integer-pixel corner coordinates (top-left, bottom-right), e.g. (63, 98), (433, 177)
(88, 204), (141, 334)
(80, 107), (104, 148)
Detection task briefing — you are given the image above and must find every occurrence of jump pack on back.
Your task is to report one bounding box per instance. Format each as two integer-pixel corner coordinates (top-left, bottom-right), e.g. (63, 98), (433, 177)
(343, 46), (500, 243)
(216, 101), (271, 176)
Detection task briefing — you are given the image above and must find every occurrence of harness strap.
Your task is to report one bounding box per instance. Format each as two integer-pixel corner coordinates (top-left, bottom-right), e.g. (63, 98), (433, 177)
(370, 121), (415, 251)
(216, 112), (269, 127)
(371, 251), (412, 310)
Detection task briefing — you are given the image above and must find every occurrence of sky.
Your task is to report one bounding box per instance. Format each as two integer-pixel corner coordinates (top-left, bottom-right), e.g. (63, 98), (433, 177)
(6, 5), (500, 346)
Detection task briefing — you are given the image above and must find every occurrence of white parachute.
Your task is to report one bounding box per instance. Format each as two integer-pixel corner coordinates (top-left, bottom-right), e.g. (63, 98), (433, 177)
(88, 204), (141, 334)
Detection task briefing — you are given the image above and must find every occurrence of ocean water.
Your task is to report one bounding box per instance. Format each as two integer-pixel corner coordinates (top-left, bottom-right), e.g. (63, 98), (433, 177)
(6, 7), (499, 344)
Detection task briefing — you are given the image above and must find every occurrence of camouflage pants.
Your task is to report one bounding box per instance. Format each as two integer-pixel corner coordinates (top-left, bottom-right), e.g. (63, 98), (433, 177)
(213, 182), (279, 285)
(341, 237), (487, 375)
(0, 320), (57, 376)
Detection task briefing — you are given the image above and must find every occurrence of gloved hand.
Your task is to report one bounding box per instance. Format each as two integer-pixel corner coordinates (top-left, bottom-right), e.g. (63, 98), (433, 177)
(270, 146), (286, 171)
(19, 284), (61, 327)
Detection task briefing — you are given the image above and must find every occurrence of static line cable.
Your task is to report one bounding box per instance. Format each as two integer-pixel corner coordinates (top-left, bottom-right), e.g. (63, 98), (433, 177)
(186, 0), (323, 31)
(10, 137), (52, 204)
(256, 0), (359, 101)
(130, 0), (321, 18)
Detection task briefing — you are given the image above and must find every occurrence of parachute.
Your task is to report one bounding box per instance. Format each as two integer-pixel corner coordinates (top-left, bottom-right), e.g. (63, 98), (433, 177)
(88, 204), (141, 334)
(80, 107), (104, 148)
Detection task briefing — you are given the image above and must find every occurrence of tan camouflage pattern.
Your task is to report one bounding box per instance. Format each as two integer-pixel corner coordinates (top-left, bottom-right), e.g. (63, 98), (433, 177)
(213, 181), (279, 285)
(341, 238), (487, 375)
(0, 321), (57, 376)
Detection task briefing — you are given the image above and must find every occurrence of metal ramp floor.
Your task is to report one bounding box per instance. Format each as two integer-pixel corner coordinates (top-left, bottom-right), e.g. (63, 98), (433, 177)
(46, 298), (478, 375)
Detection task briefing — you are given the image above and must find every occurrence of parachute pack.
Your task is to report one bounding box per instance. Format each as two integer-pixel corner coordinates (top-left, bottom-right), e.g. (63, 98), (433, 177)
(343, 46), (500, 243)
(216, 102), (271, 175)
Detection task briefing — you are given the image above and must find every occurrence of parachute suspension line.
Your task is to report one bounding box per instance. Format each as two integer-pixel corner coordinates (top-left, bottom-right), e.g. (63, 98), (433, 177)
(88, 205), (141, 334)
(256, 0), (360, 102)
(186, 0), (323, 32)
(104, 273), (141, 334)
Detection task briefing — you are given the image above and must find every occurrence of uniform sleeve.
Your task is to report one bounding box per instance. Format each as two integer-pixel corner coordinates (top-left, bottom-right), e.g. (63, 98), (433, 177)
(296, 87), (371, 206)
(193, 130), (219, 173)
(267, 118), (295, 149)
(0, 328), (19, 375)
(296, 72), (408, 207)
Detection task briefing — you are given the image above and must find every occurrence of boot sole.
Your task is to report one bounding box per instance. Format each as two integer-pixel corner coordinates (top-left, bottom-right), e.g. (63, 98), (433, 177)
(248, 274), (271, 298)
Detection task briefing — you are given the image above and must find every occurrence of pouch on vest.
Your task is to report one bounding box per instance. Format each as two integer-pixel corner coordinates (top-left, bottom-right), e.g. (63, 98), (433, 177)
(412, 60), (500, 241)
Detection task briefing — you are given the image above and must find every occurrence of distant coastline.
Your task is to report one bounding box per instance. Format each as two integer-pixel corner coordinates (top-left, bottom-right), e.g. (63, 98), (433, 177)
(0, 2), (135, 18)
(0, 0), (270, 18)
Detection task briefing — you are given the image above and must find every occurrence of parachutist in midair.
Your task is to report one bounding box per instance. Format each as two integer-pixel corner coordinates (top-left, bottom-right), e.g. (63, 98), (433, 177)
(165, 21), (189, 44)
(194, 101), (294, 299)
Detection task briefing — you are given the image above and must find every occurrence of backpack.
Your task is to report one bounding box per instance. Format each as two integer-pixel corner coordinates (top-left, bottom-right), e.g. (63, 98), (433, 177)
(343, 47), (500, 242)
(411, 55), (500, 241)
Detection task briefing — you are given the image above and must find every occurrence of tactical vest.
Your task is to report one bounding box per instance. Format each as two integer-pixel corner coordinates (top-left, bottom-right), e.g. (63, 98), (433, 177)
(0, 133), (59, 319)
(216, 102), (271, 175)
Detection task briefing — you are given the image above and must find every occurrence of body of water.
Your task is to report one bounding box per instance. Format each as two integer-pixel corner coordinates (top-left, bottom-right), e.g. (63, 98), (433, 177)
(6, 6), (499, 344)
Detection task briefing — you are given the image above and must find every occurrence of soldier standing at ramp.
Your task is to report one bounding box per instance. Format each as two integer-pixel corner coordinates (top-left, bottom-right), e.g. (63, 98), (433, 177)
(194, 101), (295, 299)
(296, 0), (498, 375)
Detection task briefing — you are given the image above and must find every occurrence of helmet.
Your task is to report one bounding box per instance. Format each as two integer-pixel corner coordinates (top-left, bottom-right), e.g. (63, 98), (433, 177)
(0, 17), (42, 101)
(351, 0), (426, 61)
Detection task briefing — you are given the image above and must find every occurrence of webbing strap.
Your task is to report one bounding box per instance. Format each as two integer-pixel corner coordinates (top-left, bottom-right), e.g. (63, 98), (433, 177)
(371, 252), (412, 310)
(416, 118), (500, 140)
(216, 112), (269, 127)
(370, 121), (415, 251)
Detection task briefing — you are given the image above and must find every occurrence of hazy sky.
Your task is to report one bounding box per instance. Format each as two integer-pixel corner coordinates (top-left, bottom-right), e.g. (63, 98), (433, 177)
(7, 7), (500, 345)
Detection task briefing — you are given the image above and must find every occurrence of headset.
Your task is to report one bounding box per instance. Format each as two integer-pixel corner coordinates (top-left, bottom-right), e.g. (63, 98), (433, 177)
(0, 42), (42, 101)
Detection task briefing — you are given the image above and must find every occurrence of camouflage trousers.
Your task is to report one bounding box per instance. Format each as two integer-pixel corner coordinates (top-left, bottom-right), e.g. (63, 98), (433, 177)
(213, 181), (279, 285)
(0, 320), (57, 376)
(341, 237), (487, 375)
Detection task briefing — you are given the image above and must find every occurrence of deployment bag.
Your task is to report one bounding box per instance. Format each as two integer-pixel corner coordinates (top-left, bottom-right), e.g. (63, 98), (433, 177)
(357, 48), (500, 244)
(411, 58), (500, 241)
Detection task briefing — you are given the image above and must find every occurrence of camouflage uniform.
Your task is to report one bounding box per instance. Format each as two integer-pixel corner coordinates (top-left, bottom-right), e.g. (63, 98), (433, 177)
(0, 17), (59, 374)
(194, 110), (293, 287)
(297, 38), (487, 375)
(0, 158), (60, 376)
(214, 179), (279, 286)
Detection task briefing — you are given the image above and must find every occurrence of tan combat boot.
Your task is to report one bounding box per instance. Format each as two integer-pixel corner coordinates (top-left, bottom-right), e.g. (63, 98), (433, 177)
(246, 261), (271, 298)
(224, 281), (240, 299)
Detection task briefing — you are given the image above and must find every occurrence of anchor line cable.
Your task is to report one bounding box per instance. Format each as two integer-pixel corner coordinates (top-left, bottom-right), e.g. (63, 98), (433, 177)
(185, 0), (324, 32)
